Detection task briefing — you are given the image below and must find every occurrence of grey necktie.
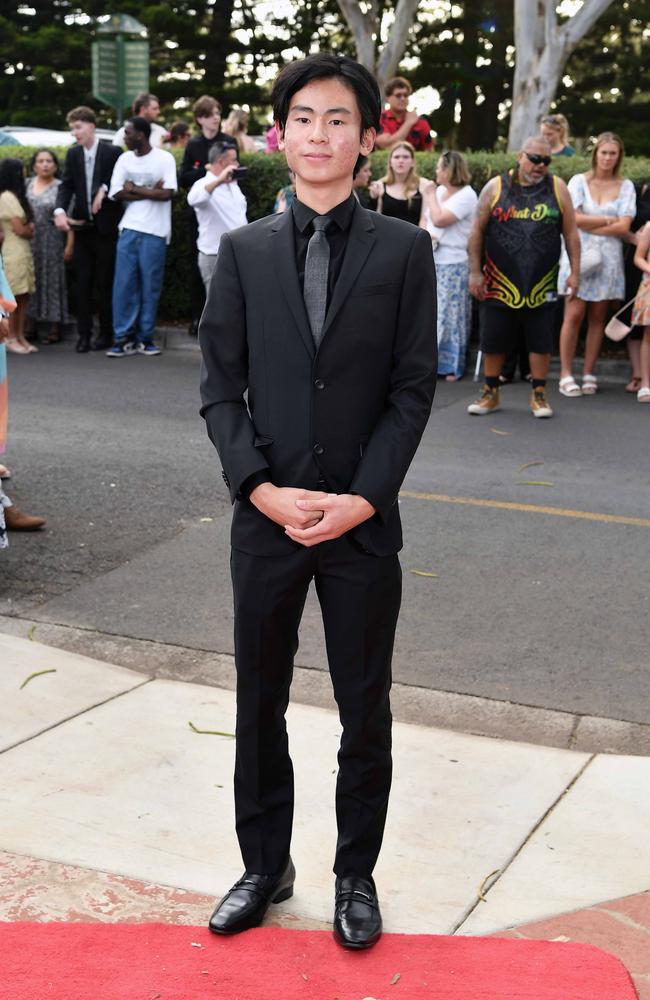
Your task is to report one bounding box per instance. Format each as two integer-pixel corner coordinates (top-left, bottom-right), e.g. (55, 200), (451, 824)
(303, 215), (331, 348)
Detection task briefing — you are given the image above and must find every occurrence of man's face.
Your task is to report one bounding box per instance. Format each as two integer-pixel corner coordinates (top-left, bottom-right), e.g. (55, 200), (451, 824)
(197, 109), (222, 138)
(209, 148), (238, 177)
(387, 86), (410, 116)
(124, 122), (141, 151)
(278, 78), (375, 189)
(70, 119), (95, 147)
(142, 99), (160, 122)
(517, 141), (552, 184)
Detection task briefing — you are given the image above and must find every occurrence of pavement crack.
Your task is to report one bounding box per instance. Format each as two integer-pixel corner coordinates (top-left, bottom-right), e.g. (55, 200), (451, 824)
(0, 678), (153, 757)
(450, 753), (597, 935)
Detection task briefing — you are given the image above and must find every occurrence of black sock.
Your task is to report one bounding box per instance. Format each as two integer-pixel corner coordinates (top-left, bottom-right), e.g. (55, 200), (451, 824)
(532, 379), (546, 389)
(485, 376), (500, 389)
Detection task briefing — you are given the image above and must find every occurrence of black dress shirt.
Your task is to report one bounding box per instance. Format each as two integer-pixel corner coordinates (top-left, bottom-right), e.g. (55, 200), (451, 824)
(240, 194), (357, 501)
(292, 194), (356, 308)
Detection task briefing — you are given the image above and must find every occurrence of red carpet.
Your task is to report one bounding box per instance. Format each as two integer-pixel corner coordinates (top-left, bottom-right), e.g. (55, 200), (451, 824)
(0, 924), (637, 999)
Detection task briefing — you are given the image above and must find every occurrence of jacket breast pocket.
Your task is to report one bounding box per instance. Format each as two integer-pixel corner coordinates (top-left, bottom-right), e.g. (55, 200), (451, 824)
(349, 283), (399, 298)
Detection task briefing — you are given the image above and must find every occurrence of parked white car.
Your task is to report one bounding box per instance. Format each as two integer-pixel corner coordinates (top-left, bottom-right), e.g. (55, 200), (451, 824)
(0, 126), (117, 147)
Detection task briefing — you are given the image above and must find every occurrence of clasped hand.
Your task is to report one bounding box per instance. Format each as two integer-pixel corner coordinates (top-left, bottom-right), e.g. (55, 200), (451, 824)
(249, 484), (375, 548)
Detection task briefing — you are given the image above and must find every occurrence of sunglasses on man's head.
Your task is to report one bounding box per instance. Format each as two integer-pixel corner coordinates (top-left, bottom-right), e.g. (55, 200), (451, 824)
(525, 152), (552, 166)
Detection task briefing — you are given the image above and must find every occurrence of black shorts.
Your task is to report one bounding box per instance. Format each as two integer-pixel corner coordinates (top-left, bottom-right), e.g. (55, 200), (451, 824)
(479, 302), (556, 355)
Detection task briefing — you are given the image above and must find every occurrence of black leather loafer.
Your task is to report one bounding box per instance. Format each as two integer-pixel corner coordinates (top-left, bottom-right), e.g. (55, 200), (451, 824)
(75, 337), (90, 353)
(208, 857), (295, 935)
(333, 876), (382, 949)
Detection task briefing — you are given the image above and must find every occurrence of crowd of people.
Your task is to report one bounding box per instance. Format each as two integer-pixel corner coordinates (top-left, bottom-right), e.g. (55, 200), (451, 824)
(2, 77), (650, 543)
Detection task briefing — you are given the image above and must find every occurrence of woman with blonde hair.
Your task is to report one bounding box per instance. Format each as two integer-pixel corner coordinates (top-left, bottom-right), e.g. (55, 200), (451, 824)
(368, 141), (428, 225)
(540, 114), (575, 157)
(557, 131), (636, 396)
(223, 108), (257, 153)
(421, 150), (477, 379)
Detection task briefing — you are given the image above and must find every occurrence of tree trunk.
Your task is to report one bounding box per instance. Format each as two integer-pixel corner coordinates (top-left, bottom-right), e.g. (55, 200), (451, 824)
(508, 0), (615, 150)
(204, 0), (236, 92)
(336, 0), (420, 93)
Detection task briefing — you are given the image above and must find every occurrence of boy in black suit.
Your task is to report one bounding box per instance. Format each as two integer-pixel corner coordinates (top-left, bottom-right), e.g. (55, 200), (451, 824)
(199, 54), (437, 949)
(54, 107), (122, 352)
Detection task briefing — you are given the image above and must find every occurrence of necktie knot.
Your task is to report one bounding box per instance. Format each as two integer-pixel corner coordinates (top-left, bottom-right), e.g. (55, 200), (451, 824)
(312, 215), (331, 235)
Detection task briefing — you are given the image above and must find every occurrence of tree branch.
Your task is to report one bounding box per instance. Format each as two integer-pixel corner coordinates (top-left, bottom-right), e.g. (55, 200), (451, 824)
(376, 0), (421, 84)
(336, 0), (378, 68)
(560, 0), (614, 55)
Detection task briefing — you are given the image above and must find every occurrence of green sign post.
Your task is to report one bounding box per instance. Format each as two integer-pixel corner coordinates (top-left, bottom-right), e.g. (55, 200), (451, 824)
(91, 14), (149, 125)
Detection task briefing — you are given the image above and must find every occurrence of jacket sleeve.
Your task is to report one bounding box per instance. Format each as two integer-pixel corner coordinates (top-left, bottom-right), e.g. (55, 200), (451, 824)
(99, 143), (122, 188)
(180, 138), (205, 190)
(198, 232), (270, 502)
(55, 148), (76, 213)
(349, 226), (437, 520)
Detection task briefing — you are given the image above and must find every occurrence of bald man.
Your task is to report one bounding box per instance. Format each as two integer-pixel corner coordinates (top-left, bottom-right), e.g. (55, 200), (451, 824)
(467, 136), (580, 418)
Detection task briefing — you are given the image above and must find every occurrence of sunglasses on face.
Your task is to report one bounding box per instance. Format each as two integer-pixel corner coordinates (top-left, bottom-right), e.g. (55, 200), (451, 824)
(525, 152), (552, 166)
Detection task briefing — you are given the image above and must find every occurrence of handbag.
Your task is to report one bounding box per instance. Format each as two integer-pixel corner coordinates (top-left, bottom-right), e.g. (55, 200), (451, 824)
(605, 294), (638, 341)
(578, 176), (604, 278)
(580, 240), (603, 278)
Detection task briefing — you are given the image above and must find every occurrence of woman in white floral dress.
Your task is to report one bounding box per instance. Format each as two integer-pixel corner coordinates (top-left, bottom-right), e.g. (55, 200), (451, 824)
(421, 151), (477, 380)
(557, 132), (636, 397)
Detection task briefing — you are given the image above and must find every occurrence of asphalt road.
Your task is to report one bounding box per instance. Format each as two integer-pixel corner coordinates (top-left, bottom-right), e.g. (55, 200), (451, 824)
(2, 342), (649, 726)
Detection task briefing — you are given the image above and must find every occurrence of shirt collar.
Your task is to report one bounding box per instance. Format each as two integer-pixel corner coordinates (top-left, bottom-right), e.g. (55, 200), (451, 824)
(84, 138), (99, 160)
(292, 193), (356, 235)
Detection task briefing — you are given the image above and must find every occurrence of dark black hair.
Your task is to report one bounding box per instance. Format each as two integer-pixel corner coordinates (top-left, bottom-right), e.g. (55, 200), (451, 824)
(272, 53), (381, 136)
(29, 147), (61, 177)
(0, 157), (33, 222)
(168, 121), (189, 143)
(353, 154), (369, 180)
(127, 116), (152, 140)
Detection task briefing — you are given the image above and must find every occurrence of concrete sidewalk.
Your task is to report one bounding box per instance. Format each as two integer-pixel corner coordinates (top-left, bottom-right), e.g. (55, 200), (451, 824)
(1, 633), (648, 995)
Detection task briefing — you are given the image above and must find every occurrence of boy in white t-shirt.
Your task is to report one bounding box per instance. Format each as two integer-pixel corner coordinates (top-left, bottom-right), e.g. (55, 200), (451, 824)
(107, 116), (177, 357)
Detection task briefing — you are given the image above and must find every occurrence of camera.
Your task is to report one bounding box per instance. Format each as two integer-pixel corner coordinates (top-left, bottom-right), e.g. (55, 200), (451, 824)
(231, 167), (248, 180)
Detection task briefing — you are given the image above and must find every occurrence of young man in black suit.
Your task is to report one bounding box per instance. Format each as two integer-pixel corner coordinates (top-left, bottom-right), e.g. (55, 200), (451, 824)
(54, 107), (122, 352)
(199, 54), (437, 950)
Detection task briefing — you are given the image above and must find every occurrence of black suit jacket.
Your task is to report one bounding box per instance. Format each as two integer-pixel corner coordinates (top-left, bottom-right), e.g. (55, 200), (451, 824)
(199, 202), (437, 557)
(56, 140), (123, 235)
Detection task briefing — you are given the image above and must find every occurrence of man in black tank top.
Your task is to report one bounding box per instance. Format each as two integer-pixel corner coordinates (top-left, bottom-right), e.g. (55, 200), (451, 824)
(467, 136), (580, 418)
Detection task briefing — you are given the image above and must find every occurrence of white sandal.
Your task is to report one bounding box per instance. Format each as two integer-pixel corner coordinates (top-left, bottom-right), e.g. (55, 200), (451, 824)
(582, 374), (598, 395)
(559, 376), (582, 397)
(637, 387), (650, 403)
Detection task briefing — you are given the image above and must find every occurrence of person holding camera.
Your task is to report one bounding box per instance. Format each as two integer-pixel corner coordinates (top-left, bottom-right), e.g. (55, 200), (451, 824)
(187, 143), (248, 292)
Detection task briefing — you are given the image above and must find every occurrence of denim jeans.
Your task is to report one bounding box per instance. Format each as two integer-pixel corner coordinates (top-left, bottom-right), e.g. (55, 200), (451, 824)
(112, 229), (167, 345)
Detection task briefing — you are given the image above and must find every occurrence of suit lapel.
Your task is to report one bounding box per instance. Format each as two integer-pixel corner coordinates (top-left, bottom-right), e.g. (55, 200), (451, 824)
(270, 210), (315, 359)
(91, 142), (101, 196)
(320, 202), (376, 341)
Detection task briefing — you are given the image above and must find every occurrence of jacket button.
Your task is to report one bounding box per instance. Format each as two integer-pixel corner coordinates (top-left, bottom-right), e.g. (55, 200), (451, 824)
(313, 444), (324, 455)
(314, 378), (325, 389)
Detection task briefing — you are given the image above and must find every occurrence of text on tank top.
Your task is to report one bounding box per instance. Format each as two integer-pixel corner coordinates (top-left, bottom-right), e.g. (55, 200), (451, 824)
(484, 172), (563, 309)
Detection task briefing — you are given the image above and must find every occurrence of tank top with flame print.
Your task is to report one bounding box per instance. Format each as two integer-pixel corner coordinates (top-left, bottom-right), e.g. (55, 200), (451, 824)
(483, 172), (563, 309)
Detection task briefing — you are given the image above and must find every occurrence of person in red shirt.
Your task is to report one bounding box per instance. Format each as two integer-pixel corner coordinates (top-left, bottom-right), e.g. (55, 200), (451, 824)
(374, 76), (433, 152)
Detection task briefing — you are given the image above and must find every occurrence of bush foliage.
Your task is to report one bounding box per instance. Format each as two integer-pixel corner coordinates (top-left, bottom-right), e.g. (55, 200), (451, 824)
(3, 146), (650, 321)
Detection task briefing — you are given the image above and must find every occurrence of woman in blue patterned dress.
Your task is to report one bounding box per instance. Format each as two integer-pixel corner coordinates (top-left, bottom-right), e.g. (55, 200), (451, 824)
(421, 151), (477, 380)
(557, 133), (636, 397)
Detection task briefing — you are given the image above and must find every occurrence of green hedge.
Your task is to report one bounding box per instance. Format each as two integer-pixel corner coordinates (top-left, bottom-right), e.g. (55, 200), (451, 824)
(3, 146), (650, 321)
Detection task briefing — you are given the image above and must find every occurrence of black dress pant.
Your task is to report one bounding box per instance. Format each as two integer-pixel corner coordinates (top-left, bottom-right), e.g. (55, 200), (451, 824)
(231, 535), (402, 879)
(73, 227), (117, 341)
(186, 210), (205, 327)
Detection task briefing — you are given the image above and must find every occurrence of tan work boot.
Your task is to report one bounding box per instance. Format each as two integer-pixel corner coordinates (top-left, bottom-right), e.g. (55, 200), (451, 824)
(467, 384), (500, 415)
(530, 386), (553, 418)
(4, 506), (46, 531)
